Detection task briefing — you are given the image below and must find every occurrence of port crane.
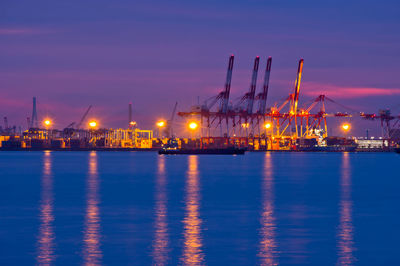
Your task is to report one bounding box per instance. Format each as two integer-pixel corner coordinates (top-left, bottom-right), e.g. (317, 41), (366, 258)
(76, 105), (92, 129)
(164, 102), (178, 138)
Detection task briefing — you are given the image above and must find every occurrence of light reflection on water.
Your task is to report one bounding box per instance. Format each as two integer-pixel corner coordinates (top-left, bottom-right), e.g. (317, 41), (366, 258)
(36, 151), (55, 265)
(337, 153), (355, 265)
(152, 155), (169, 265)
(258, 152), (278, 265)
(83, 151), (102, 265)
(19, 152), (389, 264)
(181, 155), (205, 265)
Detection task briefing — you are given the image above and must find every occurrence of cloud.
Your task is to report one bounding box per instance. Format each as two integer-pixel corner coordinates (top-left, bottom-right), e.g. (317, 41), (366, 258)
(0, 28), (50, 35)
(302, 82), (400, 99)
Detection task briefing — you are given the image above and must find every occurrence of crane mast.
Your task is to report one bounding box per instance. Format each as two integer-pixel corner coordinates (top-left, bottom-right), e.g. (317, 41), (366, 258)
(246, 56), (260, 114)
(258, 57), (272, 114)
(292, 59), (304, 115)
(220, 55), (234, 114)
(166, 102), (178, 137)
(76, 105), (92, 129)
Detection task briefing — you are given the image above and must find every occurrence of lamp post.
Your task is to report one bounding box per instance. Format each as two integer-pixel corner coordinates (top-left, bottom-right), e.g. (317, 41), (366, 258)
(188, 121), (198, 147)
(88, 121), (98, 147)
(156, 120), (165, 138)
(341, 123), (350, 138)
(89, 121), (97, 129)
(43, 119), (52, 140)
(264, 122), (272, 149)
(264, 122), (272, 134)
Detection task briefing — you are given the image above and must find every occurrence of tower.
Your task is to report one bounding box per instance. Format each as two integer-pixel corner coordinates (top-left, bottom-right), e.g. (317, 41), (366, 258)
(31, 97), (39, 128)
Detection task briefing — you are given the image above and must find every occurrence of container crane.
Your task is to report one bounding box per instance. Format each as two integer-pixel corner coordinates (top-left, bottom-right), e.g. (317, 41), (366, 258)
(220, 55), (234, 114)
(291, 59), (304, 137)
(247, 56), (260, 114)
(76, 105), (92, 129)
(291, 59), (304, 115)
(165, 102), (178, 138)
(197, 55), (235, 113)
(257, 57), (272, 115)
(234, 56), (260, 114)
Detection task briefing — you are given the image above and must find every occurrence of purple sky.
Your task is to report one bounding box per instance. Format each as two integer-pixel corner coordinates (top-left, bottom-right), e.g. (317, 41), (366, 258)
(1, 0), (399, 135)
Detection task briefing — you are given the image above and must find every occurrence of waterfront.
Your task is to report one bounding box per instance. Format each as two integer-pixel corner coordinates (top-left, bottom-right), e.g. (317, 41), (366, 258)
(0, 151), (399, 265)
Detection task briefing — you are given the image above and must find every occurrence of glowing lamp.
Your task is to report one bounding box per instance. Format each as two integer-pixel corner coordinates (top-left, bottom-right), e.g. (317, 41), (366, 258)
(265, 123), (272, 129)
(342, 123), (350, 131)
(189, 122), (198, 130)
(156, 121), (165, 127)
(241, 123), (250, 128)
(89, 121), (97, 128)
(43, 119), (51, 126)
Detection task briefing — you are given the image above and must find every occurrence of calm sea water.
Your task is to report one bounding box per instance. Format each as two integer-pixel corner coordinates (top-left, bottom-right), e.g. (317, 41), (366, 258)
(0, 151), (399, 265)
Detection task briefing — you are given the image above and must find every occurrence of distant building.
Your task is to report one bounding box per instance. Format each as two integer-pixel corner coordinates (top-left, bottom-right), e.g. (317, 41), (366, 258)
(355, 139), (388, 149)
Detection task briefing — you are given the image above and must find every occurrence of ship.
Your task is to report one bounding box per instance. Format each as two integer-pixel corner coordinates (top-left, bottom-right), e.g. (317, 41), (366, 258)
(159, 139), (245, 155)
(296, 136), (357, 152)
(158, 147), (246, 155)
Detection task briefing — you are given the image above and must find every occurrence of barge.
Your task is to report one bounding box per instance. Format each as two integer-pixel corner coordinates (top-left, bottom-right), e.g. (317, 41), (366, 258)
(158, 147), (246, 155)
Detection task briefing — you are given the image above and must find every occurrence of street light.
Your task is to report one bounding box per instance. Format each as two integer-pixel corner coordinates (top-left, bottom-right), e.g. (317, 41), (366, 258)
(342, 123), (350, 131)
(264, 122), (272, 129)
(43, 119), (52, 140)
(189, 122), (198, 130)
(89, 121), (97, 128)
(43, 119), (51, 127)
(156, 121), (165, 127)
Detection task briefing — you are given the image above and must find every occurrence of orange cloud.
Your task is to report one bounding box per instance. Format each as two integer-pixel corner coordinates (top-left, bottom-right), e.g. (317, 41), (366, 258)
(302, 82), (400, 99)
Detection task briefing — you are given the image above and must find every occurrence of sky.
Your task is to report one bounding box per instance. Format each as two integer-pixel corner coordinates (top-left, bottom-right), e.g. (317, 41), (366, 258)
(1, 0), (400, 135)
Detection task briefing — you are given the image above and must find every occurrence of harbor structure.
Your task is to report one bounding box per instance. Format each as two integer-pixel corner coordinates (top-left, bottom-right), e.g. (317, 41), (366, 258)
(0, 57), (400, 151)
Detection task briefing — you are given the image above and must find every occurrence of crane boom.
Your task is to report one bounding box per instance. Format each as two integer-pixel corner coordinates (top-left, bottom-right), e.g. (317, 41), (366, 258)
(170, 102), (178, 122)
(165, 102), (178, 138)
(246, 56), (260, 114)
(258, 57), (272, 114)
(76, 105), (92, 129)
(292, 59), (304, 114)
(220, 55), (234, 113)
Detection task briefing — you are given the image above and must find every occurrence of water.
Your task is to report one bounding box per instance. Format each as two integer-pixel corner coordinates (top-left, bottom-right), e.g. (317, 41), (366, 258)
(0, 151), (399, 265)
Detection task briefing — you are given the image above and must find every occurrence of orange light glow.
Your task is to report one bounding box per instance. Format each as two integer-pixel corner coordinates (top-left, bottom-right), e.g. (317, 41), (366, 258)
(83, 151), (102, 265)
(43, 119), (51, 126)
(182, 156), (204, 264)
(342, 123), (350, 131)
(264, 123), (272, 129)
(189, 122), (198, 130)
(157, 121), (165, 127)
(241, 123), (250, 128)
(130, 121), (137, 126)
(89, 121), (97, 128)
